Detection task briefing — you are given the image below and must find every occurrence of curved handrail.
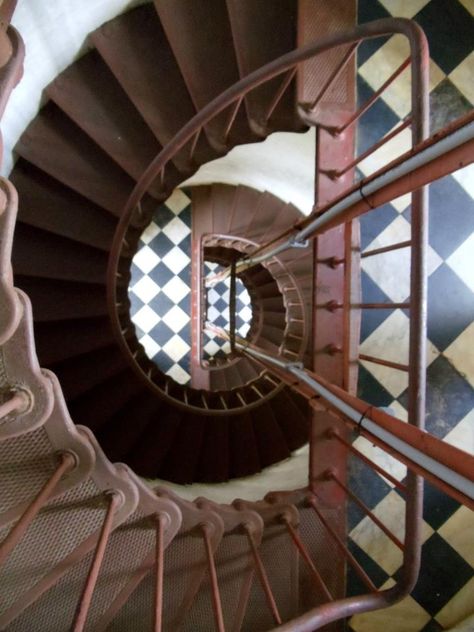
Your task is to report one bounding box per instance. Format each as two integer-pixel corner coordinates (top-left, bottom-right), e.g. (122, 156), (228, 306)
(106, 17), (428, 417)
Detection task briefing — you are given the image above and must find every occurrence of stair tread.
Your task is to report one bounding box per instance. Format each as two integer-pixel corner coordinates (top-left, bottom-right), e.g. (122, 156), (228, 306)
(12, 222), (108, 285)
(196, 416), (230, 482)
(11, 160), (116, 252)
(159, 414), (206, 484)
(228, 185), (262, 238)
(252, 403), (291, 468)
(91, 4), (214, 170)
(47, 49), (167, 198)
(273, 389), (309, 451)
(154, 0), (253, 145)
(229, 413), (261, 478)
(16, 102), (137, 216)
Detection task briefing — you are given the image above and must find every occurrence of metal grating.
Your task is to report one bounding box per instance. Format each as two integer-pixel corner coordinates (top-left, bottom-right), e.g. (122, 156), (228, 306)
(0, 425), (55, 516)
(0, 478), (105, 616)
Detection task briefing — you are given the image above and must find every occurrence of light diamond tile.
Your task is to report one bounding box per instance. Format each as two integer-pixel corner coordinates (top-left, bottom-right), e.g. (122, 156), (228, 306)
(435, 577), (474, 629)
(207, 288), (221, 305)
(161, 276), (190, 304)
(161, 304), (190, 334)
(131, 275), (160, 303)
(161, 246), (191, 275)
(443, 409), (474, 455)
(203, 339), (221, 356)
(362, 215), (442, 303)
(378, 0), (430, 18)
(352, 434), (407, 486)
(388, 399), (408, 422)
(138, 334), (161, 359)
(132, 245), (160, 274)
(446, 233), (474, 294)
(161, 216), (191, 245)
(358, 34), (445, 118)
(161, 334), (190, 363)
(453, 163), (474, 199)
(360, 310), (439, 397)
(166, 363), (191, 385)
(139, 222), (160, 245)
(438, 506), (474, 568)
(449, 51), (474, 104)
(132, 304), (160, 334)
(444, 322), (474, 388)
(165, 188), (190, 214)
(350, 491), (433, 575)
(350, 579), (431, 632)
(358, 123), (412, 179)
(238, 322), (251, 337)
(238, 305), (253, 322)
(459, 0), (474, 16)
(207, 306), (220, 323)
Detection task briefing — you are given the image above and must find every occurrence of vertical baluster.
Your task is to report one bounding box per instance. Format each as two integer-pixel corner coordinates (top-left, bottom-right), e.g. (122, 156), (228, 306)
(153, 514), (166, 632)
(201, 523), (225, 632)
(72, 491), (121, 632)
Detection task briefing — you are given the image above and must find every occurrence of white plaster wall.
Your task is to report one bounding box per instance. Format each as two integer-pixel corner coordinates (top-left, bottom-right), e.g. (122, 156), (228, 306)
(3, 0), (313, 503)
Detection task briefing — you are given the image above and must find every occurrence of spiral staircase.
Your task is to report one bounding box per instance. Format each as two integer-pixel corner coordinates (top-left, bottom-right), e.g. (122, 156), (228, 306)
(1, 1), (473, 631)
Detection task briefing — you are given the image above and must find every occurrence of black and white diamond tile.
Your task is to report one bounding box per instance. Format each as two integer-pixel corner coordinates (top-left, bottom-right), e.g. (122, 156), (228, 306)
(128, 189), (192, 385)
(203, 261), (252, 360)
(349, 1), (474, 630)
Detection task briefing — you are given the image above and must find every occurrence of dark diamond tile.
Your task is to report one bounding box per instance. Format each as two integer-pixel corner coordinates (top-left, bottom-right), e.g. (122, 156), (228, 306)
(147, 231), (174, 256)
(427, 265), (474, 350)
(152, 350), (175, 374)
(129, 292), (144, 316)
(214, 315), (228, 328)
(398, 532), (474, 616)
(177, 265), (191, 285)
(148, 262), (174, 288)
(356, 76), (400, 155)
(419, 620), (444, 632)
(357, 0), (391, 65)
(148, 320), (174, 347)
(360, 270), (393, 342)
(130, 261), (143, 284)
(427, 176), (474, 260)
(214, 298), (228, 313)
(346, 539), (389, 596)
(152, 204), (174, 229)
(178, 293), (191, 314)
(147, 292), (174, 318)
(214, 281), (228, 297)
(177, 232), (191, 255)
(414, 0), (474, 74)
(178, 327), (192, 346)
(132, 324), (145, 340)
(399, 355), (474, 439)
(360, 203), (399, 250)
(348, 452), (392, 521)
(178, 204), (191, 227)
(357, 363), (394, 408)
(430, 78), (472, 133)
(422, 481), (461, 531)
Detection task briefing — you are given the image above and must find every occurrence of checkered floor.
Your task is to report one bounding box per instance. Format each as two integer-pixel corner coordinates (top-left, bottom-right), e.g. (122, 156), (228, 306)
(348, 1), (474, 631)
(128, 189), (192, 385)
(203, 261), (253, 360)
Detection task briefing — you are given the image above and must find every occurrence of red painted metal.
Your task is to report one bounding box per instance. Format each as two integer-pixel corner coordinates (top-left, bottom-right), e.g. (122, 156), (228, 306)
(282, 515), (333, 602)
(361, 240), (411, 258)
(0, 451), (75, 566)
(264, 66), (297, 122)
(244, 523), (282, 625)
(0, 390), (28, 419)
(153, 514), (165, 632)
(72, 491), (121, 632)
(307, 42), (358, 112)
(307, 496), (377, 592)
(359, 354), (409, 372)
(201, 522), (226, 632)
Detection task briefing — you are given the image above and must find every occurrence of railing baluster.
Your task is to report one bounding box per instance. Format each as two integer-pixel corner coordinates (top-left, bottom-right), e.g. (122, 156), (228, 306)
(282, 515), (333, 602)
(0, 451), (75, 567)
(356, 302), (410, 310)
(337, 57), (411, 134)
(361, 240), (411, 258)
(153, 514), (165, 632)
(359, 354), (409, 372)
(334, 117), (412, 177)
(201, 523), (225, 632)
(307, 497), (377, 592)
(264, 66), (297, 122)
(72, 491), (121, 632)
(188, 128), (201, 162)
(329, 430), (407, 492)
(307, 43), (358, 112)
(0, 390), (28, 420)
(223, 96), (244, 143)
(244, 524), (282, 625)
(330, 473), (404, 550)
